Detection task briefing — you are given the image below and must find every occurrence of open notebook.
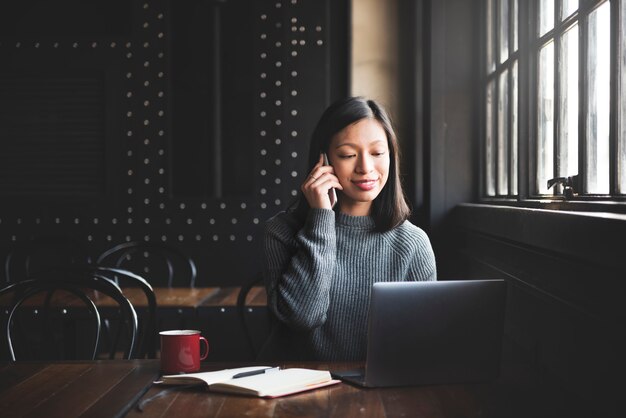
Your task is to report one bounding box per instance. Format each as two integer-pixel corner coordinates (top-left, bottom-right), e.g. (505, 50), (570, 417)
(158, 366), (340, 398)
(331, 279), (507, 387)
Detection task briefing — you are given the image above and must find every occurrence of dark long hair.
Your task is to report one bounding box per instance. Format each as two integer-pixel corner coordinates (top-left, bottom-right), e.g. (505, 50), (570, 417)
(291, 97), (411, 231)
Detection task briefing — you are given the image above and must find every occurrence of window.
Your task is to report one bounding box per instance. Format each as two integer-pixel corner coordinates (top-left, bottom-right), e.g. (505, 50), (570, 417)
(483, 0), (626, 203)
(485, 0), (519, 197)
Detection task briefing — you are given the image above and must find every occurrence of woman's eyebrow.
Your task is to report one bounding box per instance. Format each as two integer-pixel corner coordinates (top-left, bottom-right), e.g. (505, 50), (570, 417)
(334, 139), (386, 149)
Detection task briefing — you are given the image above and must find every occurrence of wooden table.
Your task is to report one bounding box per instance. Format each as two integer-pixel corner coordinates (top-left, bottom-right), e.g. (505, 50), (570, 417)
(0, 360), (160, 418)
(0, 286), (220, 311)
(87, 286), (219, 309)
(194, 286), (267, 307)
(127, 362), (597, 418)
(138, 287), (219, 326)
(0, 285), (260, 311)
(0, 360), (598, 418)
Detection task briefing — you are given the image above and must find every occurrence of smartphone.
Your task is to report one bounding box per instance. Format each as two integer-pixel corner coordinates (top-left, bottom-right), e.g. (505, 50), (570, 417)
(322, 153), (337, 208)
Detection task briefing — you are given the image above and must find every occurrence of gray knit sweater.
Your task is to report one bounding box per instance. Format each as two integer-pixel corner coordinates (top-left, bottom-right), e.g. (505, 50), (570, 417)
(262, 208), (437, 361)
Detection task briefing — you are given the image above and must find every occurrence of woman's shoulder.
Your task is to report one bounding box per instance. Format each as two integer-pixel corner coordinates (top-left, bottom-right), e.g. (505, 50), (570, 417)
(265, 210), (297, 227)
(390, 219), (429, 239)
(264, 210), (303, 235)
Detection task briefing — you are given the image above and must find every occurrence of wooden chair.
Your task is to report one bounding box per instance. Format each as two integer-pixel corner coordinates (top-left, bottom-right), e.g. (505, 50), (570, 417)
(96, 241), (197, 288)
(45, 265), (158, 359)
(0, 275), (138, 361)
(93, 266), (157, 359)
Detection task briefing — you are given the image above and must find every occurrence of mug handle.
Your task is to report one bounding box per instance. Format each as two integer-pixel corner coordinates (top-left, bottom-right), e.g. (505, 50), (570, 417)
(199, 336), (209, 360)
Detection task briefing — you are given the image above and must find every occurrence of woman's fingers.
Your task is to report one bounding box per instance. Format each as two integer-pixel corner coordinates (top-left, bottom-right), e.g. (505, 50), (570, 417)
(301, 154), (343, 209)
(306, 155), (329, 181)
(304, 166), (334, 186)
(301, 172), (342, 209)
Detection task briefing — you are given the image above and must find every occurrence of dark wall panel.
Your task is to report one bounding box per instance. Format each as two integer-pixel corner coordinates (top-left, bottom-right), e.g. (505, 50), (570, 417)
(452, 203), (624, 415)
(0, 74), (105, 196)
(0, 0), (348, 286)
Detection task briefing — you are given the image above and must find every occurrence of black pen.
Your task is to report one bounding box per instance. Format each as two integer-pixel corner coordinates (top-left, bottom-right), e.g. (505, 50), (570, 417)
(232, 367), (280, 379)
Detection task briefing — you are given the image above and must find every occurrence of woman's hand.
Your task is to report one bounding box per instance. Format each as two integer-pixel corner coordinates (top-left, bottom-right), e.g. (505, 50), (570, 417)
(301, 154), (343, 209)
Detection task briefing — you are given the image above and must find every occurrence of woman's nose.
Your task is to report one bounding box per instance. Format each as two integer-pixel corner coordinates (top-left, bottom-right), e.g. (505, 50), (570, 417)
(356, 155), (374, 173)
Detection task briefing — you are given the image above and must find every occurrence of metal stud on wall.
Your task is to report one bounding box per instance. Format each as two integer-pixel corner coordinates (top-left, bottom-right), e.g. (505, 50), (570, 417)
(0, 0), (344, 285)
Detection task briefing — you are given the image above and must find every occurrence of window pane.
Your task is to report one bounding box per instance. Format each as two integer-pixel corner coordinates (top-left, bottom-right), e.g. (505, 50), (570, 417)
(561, 0), (578, 20)
(539, 0), (554, 37)
(586, 2), (610, 194)
(498, 70), (509, 195)
(511, 61), (518, 195)
(499, 0), (509, 63)
(617, 3), (626, 194)
(512, 0), (519, 52)
(558, 24), (579, 178)
(538, 42), (554, 194)
(486, 80), (496, 196)
(486, 0), (495, 74)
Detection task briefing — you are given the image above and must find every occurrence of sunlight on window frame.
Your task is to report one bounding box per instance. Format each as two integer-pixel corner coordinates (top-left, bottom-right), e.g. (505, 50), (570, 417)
(486, 80), (496, 196)
(539, 0), (554, 36)
(498, 70), (510, 195)
(619, 0), (626, 194)
(558, 24), (579, 180)
(537, 41), (554, 195)
(585, 2), (610, 194)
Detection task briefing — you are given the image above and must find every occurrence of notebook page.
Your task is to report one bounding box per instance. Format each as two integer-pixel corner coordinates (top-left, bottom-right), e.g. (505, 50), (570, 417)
(160, 366), (271, 385)
(212, 368), (332, 396)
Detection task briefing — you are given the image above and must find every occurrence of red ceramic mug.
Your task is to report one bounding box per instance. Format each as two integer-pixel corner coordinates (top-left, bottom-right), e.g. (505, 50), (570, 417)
(159, 330), (209, 374)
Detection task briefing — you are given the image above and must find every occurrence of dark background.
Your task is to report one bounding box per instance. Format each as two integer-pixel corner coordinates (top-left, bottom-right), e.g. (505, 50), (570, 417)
(0, 0), (349, 285)
(0, 0), (623, 412)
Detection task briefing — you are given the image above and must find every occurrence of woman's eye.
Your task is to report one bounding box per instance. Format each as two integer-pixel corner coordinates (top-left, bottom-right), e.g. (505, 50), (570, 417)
(372, 151), (387, 157)
(339, 154), (356, 159)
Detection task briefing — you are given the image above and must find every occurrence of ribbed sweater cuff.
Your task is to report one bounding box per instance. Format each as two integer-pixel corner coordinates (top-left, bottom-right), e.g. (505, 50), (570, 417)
(305, 208), (336, 237)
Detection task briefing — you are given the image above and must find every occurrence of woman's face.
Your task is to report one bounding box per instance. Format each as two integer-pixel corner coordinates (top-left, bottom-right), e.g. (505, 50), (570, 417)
(328, 118), (390, 216)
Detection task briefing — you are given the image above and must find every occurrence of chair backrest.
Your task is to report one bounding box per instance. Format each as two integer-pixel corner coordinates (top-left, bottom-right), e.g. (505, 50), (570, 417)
(96, 241), (197, 288)
(4, 236), (92, 284)
(92, 266), (157, 359)
(0, 276), (138, 361)
(36, 265), (157, 359)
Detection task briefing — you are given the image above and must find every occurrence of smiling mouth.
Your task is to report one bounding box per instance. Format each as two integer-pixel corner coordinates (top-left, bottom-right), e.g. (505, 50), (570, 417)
(352, 179), (378, 191)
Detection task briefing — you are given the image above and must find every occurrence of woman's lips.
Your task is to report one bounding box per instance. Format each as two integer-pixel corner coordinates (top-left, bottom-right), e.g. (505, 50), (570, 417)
(353, 179), (377, 191)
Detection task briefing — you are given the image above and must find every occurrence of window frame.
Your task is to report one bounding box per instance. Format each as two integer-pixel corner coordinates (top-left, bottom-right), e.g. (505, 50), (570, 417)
(481, 0), (626, 213)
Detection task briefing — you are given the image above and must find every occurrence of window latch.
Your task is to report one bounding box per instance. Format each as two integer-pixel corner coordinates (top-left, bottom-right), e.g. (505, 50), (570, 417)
(547, 175), (579, 199)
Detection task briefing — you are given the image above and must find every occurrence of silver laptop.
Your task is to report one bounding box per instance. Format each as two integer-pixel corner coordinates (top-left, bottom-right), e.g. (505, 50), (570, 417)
(331, 279), (507, 387)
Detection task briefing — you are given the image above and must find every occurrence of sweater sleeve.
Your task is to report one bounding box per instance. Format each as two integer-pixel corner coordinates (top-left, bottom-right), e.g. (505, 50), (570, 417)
(262, 209), (336, 330)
